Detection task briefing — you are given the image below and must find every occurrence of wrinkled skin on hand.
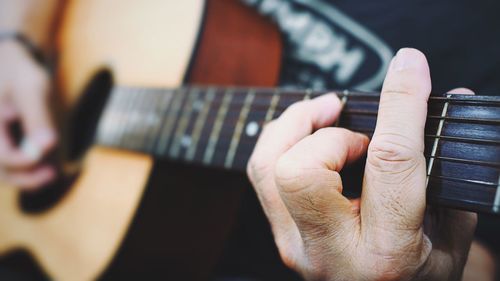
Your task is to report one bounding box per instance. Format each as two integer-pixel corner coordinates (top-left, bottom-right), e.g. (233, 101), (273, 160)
(247, 48), (477, 281)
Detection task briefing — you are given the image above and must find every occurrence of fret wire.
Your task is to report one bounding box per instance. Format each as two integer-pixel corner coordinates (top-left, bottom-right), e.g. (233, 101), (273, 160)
(494, 175), (500, 213)
(121, 88), (142, 149)
(146, 89), (174, 152)
(169, 87), (200, 158)
(225, 89), (255, 168)
(265, 89), (281, 123)
(141, 88), (158, 150)
(122, 88), (139, 149)
(303, 89), (312, 100)
(131, 89), (149, 150)
(140, 89), (160, 152)
(151, 90), (168, 150)
(156, 88), (186, 155)
(185, 87), (216, 161)
(96, 88), (120, 145)
(335, 90), (350, 127)
(427, 95), (451, 187)
(107, 88), (122, 146)
(149, 89), (176, 153)
(105, 89), (122, 145)
(203, 88), (233, 165)
(113, 88), (133, 147)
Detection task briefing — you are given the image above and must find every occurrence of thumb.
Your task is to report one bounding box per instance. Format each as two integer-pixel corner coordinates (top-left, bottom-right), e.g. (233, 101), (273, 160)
(361, 48), (431, 251)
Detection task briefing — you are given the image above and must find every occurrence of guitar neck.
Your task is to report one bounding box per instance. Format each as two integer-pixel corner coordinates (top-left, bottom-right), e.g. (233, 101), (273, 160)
(96, 85), (500, 215)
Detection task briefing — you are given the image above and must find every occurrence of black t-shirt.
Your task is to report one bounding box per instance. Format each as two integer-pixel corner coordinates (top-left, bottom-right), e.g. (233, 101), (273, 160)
(216, 1), (500, 280)
(245, 0), (500, 95)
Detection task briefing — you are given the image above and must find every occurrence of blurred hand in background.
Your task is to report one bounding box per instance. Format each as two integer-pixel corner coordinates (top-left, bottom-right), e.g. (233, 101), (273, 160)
(0, 40), (56, 189)
(0, 0), (59, 189)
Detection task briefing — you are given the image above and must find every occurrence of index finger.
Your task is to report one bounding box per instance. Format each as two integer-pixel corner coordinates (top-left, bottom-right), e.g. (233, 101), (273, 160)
(247, 94), (342, 252)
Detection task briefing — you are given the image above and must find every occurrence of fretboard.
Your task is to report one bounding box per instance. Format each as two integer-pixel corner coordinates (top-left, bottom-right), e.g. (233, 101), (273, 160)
(95, 86), (500, 215)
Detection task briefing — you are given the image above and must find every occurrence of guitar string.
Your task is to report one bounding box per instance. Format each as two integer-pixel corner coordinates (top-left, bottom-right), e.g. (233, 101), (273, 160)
(108, 91), (500, 155)
(110, 94), (500, 130)
(121, 88), (500, 122)
(99, 88), (500, 210)
(111, 110), (500, 150)
(104, 88), (500, 167)
(115, 85), (500, 106)
(187, 131), (500, 168)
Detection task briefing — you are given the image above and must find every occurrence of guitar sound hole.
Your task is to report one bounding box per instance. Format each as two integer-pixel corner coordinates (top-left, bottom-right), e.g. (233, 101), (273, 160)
(68, 69), (114, 160)
(19, 174), (77, 214)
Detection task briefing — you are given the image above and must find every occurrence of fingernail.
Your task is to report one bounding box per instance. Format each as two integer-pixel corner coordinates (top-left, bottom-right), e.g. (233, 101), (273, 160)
(391, 48), (424, 72)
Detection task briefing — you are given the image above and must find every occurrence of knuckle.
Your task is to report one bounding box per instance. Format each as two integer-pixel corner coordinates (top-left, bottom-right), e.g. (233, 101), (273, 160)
(313, 127), (335, 137)
(274, 154), (306, 193)
(246, 152), (271, 186)
(280, 100), (310, 117)
(247, 122), (278, 184)
(313, 127), (350, 142)
(368, 133), (422, 174)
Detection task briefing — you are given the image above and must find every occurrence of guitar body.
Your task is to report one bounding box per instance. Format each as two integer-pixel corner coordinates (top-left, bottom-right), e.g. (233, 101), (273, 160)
(0, 0), (282, 280)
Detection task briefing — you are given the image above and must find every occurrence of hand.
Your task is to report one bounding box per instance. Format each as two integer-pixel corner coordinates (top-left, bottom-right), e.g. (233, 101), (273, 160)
(0, 40), (57, 189)
(247, 48), (477, 281)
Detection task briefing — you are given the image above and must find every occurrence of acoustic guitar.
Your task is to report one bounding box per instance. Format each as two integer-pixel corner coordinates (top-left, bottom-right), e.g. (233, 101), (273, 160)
(0, 0), (499, 280)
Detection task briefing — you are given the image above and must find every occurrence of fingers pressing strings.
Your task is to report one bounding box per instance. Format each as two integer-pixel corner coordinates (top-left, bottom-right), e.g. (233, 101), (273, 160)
(247, 94), (343, 266)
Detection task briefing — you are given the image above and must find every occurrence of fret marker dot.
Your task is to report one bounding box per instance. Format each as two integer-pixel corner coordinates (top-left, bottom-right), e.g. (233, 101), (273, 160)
(181, 135), (192, 148)
(245, 121), (259, 137)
